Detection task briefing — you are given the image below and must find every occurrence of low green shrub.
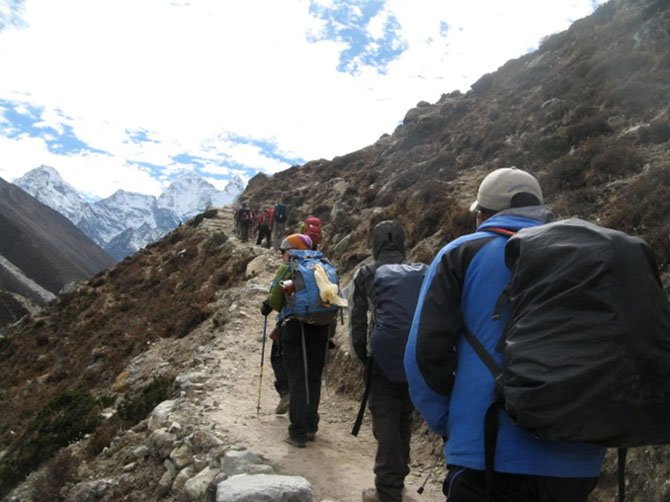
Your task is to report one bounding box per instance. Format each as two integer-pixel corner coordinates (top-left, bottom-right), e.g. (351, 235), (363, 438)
(0, 389), (99, 498)
(117, 375), (174, 425)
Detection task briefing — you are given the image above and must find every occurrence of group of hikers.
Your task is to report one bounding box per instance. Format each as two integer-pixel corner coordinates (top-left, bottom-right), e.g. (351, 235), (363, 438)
(233, 201), (296, 248)
(245, 166), (670, 502)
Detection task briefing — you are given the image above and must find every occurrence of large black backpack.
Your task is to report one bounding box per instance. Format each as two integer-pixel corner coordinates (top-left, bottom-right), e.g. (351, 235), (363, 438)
(465, 218), (670, 500)
(370, 263), (427, 382)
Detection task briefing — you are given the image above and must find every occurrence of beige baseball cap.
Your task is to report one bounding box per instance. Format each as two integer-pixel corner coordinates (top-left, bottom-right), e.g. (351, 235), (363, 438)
(469, 167), (543, 212)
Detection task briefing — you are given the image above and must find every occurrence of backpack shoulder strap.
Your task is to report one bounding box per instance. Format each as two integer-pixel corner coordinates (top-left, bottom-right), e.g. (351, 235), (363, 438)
(484, 227), (516, 237)
(481, 228), (516, 321)
(462, 326), (505, 501)
(462, 328), (503, 389)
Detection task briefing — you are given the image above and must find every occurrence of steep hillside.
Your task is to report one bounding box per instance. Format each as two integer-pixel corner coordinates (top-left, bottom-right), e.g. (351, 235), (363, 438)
(0, 178), (116, 299)
(0, 210), (256, 498)
(0, 292), (30, 328)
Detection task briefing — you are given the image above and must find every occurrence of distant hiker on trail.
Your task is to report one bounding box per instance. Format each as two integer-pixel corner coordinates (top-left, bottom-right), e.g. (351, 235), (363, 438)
(260, 233), (336, 448)
(404, 167), (605, 502)
(237, 202), (254, 242)
(233, 206), (241, 237)
(298, 215), (322, 250)
(256, 206), (274, 248)
(272, 202), (288, 250)
(350, 220), (425, 502)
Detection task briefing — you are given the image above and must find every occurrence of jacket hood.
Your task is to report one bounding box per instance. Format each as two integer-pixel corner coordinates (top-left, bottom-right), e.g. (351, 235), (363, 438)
(372, 220), (406, 261)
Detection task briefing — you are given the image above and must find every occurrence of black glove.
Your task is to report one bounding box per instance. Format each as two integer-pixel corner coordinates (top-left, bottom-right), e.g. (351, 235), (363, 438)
(260, 300), (272, 316)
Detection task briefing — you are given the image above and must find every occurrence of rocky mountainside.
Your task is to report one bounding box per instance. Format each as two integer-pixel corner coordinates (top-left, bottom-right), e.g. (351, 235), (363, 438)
(13, 166), (245, 260)
(1, 0), (670, 500)
(0, 177), (115, 306)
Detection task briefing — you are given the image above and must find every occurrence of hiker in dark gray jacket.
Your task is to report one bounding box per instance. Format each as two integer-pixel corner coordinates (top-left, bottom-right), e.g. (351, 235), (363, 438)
(350, 220), (415, 502)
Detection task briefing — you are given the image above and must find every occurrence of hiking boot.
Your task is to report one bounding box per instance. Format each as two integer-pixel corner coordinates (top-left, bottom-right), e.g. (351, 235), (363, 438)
(275, 394), (290, 415)
(362, 487), (403, 502)
(361, 488), (382, 502)
(283, 435), (306, 448)
(306, 431), (316, 441)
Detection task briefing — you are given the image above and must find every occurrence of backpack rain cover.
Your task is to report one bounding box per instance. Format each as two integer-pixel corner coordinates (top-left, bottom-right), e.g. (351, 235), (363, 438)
(500, 218), (670, 447)
(371, 263), (428, 382)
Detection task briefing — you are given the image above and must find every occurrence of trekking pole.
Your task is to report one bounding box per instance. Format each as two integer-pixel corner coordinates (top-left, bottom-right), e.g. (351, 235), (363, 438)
(322, 322), (333, 398)
(352, 357), (374, 436)
(256, 315), (268, 414)
(417, 438), (444, 495)
(301, 323), (310, 406)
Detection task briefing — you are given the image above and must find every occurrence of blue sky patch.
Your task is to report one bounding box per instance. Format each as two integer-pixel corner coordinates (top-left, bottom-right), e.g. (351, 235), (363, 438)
(226, 134), (305, 167)
(126, 128), (160, 144)
(171, 153), (202, 166)
(308, 0), (406, 74)
(0, 99), (105, 155)
(440, 21), (449, 36)
(129, 161), (165, 180)
(0, 0), (26, 31)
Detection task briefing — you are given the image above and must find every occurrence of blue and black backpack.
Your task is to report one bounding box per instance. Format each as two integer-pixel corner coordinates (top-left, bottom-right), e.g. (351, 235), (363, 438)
(281, 249), (342, 325)
(371, 262), (428, 382)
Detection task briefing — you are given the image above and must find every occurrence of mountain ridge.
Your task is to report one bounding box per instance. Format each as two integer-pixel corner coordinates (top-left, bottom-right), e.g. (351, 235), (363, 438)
(13, 166), (245, 259)
(0, 177), (115, 303)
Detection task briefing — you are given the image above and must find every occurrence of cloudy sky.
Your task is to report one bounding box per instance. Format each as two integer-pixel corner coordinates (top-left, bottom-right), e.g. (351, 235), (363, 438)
(0, 0), (606, 200)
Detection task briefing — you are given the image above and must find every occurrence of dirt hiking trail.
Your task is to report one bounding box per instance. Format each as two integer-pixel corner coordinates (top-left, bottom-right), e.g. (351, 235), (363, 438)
(199, 209), (444, 501)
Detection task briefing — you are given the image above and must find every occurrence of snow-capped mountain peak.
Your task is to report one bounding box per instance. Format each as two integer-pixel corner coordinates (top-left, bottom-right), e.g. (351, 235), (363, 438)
(11, 166), (243, 260)
(158, 173), (235, 220)
(13, 165), (88, 223)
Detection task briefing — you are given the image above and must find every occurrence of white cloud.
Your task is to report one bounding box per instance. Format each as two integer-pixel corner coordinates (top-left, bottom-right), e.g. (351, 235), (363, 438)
(0, 134), (163, 197)
(0, 0), (608, 198)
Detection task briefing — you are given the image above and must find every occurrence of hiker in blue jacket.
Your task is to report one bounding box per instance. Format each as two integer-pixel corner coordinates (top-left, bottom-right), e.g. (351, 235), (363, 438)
(404, 167), (606, 501)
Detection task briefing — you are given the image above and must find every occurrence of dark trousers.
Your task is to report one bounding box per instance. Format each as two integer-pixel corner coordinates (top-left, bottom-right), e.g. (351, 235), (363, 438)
(240, 221), (252, 242)
(281, 319), (328, 441)
(270, 339), (289, 397)
(443, 467), (599, 502)
(272, 222), (286, 250)
(369, 366), (414, 502)
(256, 225), (271, 247)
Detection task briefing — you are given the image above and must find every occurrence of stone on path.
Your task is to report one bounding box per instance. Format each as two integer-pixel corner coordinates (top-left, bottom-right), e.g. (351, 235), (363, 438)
(215, 473), (312, 502)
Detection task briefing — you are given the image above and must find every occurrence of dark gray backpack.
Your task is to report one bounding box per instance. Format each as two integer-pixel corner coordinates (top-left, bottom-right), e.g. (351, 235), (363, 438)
(371, 263), (427, 382)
